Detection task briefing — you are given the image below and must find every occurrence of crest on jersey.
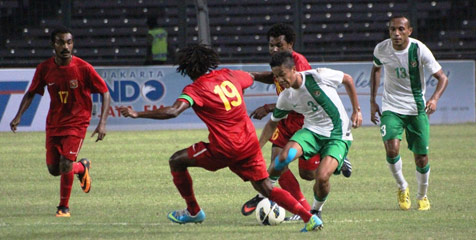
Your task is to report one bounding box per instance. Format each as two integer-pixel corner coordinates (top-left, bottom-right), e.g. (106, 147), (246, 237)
(410, 61), (418, 68)
(314, 90), (321, 97)
(69, 79), (78, 89)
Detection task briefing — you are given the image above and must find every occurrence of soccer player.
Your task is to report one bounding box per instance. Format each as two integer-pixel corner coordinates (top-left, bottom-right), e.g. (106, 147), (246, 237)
(241, 23), (352, 220)
(260, 50), (362, 224)
(119, 44), (322, 232)
(370, 16), (448, 211)
(10, 26), (111, 217)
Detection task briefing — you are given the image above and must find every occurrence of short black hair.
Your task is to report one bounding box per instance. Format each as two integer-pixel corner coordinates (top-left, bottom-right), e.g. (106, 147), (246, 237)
(50, 26), (73, 43)
(389, 15), (412, 27)
(270, 50), (295, 69)
(176, 44), (219, 80)
(267, 23), (296, 44)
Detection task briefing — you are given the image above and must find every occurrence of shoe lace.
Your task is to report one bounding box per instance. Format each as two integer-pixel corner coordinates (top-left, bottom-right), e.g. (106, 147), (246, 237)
(398, 190), (408, 202)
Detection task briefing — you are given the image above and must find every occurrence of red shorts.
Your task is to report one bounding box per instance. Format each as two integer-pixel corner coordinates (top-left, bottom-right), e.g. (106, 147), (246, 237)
(299, 154), (320, 171)
(46, 135), (84, 164)
(187, 141), (269, 182)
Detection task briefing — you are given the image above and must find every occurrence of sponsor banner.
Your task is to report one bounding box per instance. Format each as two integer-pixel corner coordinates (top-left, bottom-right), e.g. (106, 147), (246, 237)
(0, 61), (474, 132)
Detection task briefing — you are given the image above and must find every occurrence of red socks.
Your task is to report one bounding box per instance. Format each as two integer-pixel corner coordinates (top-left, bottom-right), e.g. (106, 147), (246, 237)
(171, 171), (201, 216)
(73, 162), (84, 174)
(279, 169), (311, 211)
(269, 187), (312, 222)
(59, 170), (74, 207)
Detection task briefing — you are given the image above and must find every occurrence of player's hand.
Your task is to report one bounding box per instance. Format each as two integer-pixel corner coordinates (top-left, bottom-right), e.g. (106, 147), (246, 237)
(370, 102), (381, 125)
(425, 99), (437, 115)
(91, 125), (106, 142)
(351, 110), (363, 128)
(250, 105), (270, 120)
(9, 117), (20, 133)
(119, 106), (138, 118)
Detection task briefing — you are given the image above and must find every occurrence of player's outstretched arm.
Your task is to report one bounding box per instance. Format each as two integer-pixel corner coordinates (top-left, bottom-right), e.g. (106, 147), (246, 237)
(259, 119), (279, 148)
(250, 104), (275, 120)
(91, 92), (111, 142)
(342, 73), (362, 128)
(10, 92), (35, 133)
(425, 69), (448, 115)
(249, 71), (274, 84)
(370, 65), (382, 125)
(119, 100), (190, 120)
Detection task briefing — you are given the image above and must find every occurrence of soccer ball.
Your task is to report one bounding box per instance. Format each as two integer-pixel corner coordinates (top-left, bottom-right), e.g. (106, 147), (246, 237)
(255, 198), (285, 225)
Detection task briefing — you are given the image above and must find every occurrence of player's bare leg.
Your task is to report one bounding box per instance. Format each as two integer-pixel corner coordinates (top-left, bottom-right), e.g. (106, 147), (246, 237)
(167, 149), (205, 224)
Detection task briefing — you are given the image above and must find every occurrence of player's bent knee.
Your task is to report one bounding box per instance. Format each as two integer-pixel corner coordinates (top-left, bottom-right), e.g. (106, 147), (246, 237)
(59, 156), (73, 174)
(299, 169), (315, 181)
(168, 150), (190, 170)
(47, 164), (60, 176)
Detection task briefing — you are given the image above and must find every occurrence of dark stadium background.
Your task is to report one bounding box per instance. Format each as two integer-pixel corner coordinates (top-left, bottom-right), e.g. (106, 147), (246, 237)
(1, 0), (475, 67)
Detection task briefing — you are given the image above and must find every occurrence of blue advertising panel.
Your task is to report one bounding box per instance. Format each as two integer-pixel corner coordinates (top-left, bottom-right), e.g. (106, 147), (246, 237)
(0, 61), (474, 132)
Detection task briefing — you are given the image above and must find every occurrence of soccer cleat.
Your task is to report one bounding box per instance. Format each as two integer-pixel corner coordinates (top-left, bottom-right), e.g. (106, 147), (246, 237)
(167, 209), (206, 224)
(417, 197), (431, 211)
(284, 214), (302, 222)
(398, 187), (411, 210)
(77, 158), (91, 193)
(310, 209), (322, 221)
(300, 214), (323, 232)
(56, 206), (71, 217)
(341, 157), (352, 178)
(241, 194), (264, 216)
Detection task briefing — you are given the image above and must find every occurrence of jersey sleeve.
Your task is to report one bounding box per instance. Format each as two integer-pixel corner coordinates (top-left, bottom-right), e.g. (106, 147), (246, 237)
(87, 64), (108, 93)
(177, 93), (194, 106)
(27, 64), (46, 95)
(373, 46), (383, 67)
(419, 43), (442, 75)
(316, 68), (344, 88)
(270, 92), (292, 122)
(181, 84), (203, 107)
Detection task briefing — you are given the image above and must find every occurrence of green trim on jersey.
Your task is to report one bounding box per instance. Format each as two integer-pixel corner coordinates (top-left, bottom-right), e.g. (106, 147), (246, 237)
(408, 43), (425, 114)
(373, 55), (383, 65)
(178, 94), (194, 106)
(304, 74), (342, 138)
(272, 108), (291, 119)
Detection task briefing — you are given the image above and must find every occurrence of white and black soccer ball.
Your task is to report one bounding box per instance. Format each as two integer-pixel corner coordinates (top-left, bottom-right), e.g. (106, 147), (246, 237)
(255, 198), (285, 225)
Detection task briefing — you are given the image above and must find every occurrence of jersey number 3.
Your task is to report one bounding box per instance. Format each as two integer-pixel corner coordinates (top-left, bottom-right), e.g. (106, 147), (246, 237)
(213, 81), (242, 111)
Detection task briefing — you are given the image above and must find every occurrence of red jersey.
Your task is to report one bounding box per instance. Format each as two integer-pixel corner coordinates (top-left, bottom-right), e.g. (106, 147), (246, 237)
(28, 56), (108, 137)
(179, 69), (260, 160)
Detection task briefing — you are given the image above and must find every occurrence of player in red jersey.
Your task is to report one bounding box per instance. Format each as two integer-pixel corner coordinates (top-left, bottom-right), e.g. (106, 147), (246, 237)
(241, 23), (352, 221)
(119, 44), (322, 232)
(10, 26), (111, 217)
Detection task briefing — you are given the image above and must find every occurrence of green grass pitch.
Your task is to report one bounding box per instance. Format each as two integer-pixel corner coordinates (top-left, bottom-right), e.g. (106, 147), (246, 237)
(1, 123), (475, 239)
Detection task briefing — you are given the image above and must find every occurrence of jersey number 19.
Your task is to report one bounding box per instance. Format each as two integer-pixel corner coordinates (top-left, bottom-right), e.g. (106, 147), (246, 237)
(213, 80), (242, 111)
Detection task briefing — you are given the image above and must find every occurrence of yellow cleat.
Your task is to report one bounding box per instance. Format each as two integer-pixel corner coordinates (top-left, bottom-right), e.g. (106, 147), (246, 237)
(417, 197), (431, 211)
(398, 187), (411, 210)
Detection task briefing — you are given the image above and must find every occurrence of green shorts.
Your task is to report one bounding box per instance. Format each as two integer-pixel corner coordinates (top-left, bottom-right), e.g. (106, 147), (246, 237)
(290, 128), (351, 172)
(380, 111), (430, 154)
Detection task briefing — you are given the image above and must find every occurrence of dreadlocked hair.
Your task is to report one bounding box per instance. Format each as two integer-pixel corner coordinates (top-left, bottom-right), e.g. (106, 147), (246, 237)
(176, 44), (219, 80)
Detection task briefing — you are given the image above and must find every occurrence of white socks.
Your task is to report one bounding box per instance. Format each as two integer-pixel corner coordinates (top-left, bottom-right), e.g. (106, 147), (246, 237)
(312, 198), (326, 212)
(388, 157), (408, 191)
(416, 169), (430, 200)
